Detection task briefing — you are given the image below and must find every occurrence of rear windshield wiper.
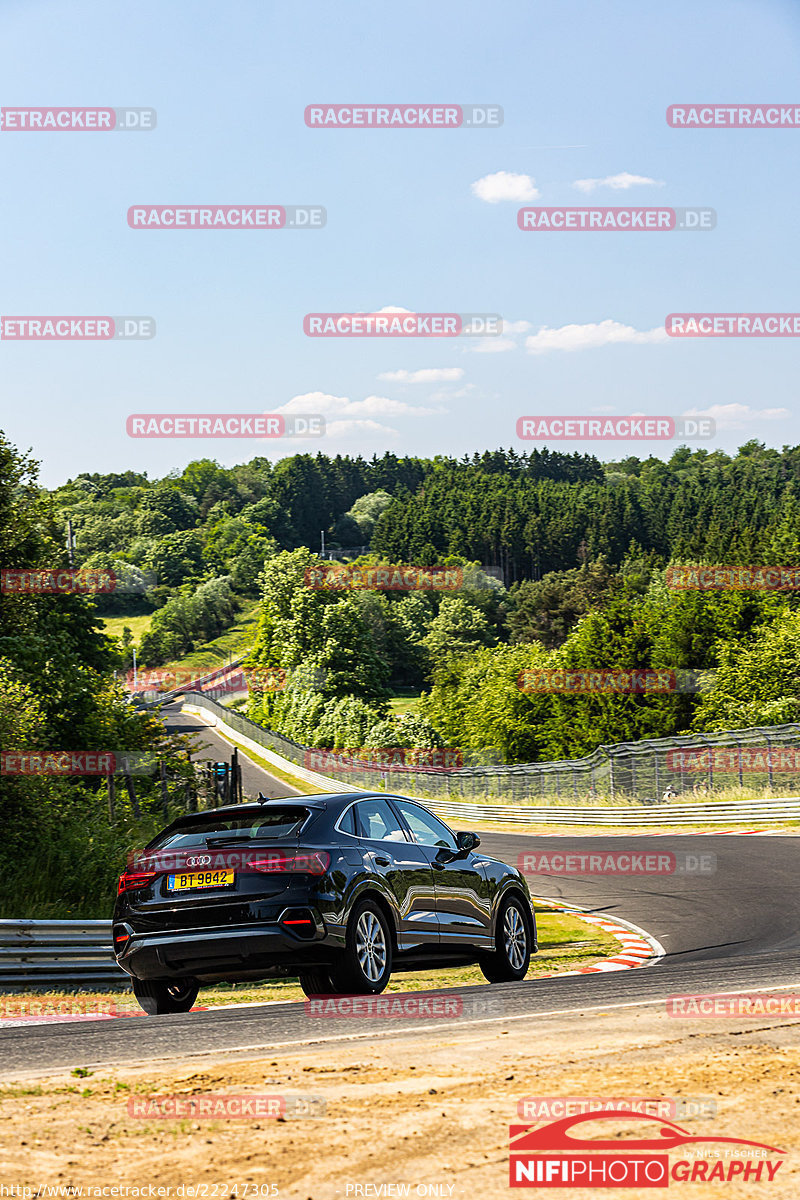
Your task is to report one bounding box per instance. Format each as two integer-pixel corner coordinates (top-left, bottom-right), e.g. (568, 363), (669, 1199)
(204, 836), (258, 847)
(205, 834), (294, 847)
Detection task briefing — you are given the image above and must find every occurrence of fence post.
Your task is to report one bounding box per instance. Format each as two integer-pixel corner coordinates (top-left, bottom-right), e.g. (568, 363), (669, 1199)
(654, 747), (660, 797)
(123, 770), (140, 818)
(231, 749), (240, 803)
(159, 761), (169, 822)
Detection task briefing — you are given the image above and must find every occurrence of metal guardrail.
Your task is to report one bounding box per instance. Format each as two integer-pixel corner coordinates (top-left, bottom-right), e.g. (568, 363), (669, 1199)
(0, 920), (126, 990)
(181, 692), (800, 814)
(132, 657), (247, 707)
(422, 796), (800, 825)
(181, 696), (800, 825)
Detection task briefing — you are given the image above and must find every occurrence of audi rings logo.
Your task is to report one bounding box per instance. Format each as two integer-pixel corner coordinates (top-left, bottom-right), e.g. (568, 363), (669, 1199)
(185, 855), (211, 868)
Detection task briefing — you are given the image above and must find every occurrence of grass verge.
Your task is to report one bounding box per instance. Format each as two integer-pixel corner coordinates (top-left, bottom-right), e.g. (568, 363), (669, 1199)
(0, 905), (621, 1011)
(100, 614), (153, 645)
(154, 602), (261, 681)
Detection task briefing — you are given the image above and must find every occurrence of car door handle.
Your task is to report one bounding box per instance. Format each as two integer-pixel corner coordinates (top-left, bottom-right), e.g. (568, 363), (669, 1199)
(374, 855), (390, 867)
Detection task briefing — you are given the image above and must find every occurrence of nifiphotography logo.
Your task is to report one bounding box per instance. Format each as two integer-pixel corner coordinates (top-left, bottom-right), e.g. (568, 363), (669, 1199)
(509, 1110), (785, 1187)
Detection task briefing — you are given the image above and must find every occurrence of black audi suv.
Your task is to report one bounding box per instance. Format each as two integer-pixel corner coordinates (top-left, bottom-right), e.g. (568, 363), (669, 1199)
(114, 792), (537, 1014)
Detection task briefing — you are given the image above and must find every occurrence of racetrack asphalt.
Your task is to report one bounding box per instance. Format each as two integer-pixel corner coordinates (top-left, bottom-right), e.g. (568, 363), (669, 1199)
(2, 702), (798, 1078)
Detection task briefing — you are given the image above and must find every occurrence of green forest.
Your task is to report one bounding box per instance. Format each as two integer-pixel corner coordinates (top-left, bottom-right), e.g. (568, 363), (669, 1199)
(4, 431), (800, 910)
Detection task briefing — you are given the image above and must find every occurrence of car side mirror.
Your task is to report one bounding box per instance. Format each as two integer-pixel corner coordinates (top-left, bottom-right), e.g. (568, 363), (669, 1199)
(456, 831), (480, 851)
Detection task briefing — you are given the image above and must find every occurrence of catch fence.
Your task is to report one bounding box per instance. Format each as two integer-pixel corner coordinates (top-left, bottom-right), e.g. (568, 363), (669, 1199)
(181, 693), (800, 807)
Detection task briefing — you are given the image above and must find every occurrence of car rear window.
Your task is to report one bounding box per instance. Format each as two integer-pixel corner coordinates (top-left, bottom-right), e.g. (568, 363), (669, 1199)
(148, 808), (313, 849)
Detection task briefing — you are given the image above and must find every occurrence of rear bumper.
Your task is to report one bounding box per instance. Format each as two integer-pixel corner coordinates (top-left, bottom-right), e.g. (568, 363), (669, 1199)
(114, 914), (343, 983)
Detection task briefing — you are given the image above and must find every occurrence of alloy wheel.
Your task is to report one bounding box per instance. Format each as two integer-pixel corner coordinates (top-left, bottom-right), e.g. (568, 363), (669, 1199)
(356, 910), (387, 982)
(503, 904), (527, 970)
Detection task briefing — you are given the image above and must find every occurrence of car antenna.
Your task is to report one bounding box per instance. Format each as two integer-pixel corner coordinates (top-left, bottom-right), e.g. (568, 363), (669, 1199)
(257, 792), (271, 804)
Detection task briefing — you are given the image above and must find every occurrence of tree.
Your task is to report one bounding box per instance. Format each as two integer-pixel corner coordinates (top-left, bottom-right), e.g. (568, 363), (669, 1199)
(423, 596), (497, 662)
(691, 609), (800, 730)
(508, 558), (616, 648)
(143, 531), (205, 588)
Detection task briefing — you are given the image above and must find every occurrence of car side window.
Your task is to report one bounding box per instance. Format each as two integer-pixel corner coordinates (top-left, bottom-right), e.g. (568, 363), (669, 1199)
(394, 801), (458, 851)
(354, 798), (408, 843)
(338, 805), (356, 835)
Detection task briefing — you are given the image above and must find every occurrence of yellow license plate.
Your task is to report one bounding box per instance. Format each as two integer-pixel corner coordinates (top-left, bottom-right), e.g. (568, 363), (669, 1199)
(167, 870), (235, 891)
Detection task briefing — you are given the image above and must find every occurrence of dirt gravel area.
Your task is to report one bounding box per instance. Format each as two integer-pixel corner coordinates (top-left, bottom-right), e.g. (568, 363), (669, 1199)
(1, 1002), (798, 1198)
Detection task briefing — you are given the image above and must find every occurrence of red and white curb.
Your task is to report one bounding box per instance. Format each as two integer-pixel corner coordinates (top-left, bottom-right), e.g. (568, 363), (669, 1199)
(533, 895), (665, 977)
(0, 1006), (208, 1027)
(524, 828), (794, 837)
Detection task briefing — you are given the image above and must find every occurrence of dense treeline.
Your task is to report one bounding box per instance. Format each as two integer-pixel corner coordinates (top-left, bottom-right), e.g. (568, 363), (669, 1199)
(372, 443), (800, 580)
(47, 442), (800, 610)
(20, 436), (800, 770)
(0, 434), (198, 916)
(9, 431), (800, 917)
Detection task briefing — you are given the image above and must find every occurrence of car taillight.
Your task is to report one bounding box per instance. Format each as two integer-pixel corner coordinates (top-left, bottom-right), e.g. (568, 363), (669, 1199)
(117, 870), (157, 895)
(248, 851), (330, 875)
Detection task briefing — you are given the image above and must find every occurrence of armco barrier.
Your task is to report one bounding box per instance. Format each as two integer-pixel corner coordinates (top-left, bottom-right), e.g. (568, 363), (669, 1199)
(0, 920), (126, 990)
(130, 656), (247, 707)
(181, 693), (800, 824)
(419, 797), (800, 825)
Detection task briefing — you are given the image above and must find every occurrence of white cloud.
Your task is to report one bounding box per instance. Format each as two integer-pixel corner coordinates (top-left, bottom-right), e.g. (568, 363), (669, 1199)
(326, 419), (400, 438)
(683, 403), (791, 429)
(273, 390), (438, 418)
(470, 337), (518, 353)
(375, 305), (413, 314)
(430, 384), (473, 400)
(573, 172), (664, 193)
(502, 320), (532, 334)
(471, 171), (540, 204)
(525, 320), (669, 355)
(378, 367), (464, 383)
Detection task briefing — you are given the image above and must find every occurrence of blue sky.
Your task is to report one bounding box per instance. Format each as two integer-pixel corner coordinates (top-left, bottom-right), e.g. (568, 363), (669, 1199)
(1, 0), (798, 486)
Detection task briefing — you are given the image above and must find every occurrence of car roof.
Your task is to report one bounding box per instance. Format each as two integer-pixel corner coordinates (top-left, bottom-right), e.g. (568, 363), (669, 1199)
(200, 792), (393, 818)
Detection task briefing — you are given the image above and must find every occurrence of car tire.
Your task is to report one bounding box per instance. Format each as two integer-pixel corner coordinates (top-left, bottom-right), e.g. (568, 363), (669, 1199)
(329, 899), (393, 995)
(479, 895), (532, 983)
(298, 970), (335, 998)
(132, 977), (199, 1015)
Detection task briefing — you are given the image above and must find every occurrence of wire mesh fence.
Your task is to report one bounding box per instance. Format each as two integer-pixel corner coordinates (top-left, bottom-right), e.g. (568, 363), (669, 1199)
(181, 693), (800, 808)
